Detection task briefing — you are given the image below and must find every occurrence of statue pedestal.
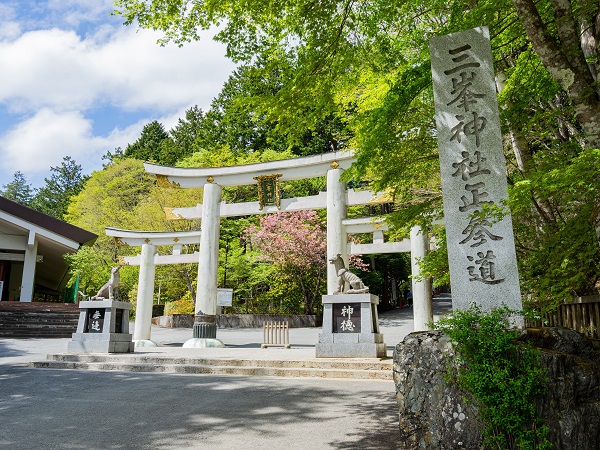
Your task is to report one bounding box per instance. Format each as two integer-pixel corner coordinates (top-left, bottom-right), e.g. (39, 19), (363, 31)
(316, 294), (386, 358)
(68, 300), (134, 353)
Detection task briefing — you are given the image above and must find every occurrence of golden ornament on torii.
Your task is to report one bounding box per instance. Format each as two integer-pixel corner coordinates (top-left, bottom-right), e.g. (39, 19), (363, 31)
(253, 174), (282, 210)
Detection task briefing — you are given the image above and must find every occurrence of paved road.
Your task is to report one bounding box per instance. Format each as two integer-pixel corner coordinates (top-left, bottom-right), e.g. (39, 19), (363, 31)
(0, 296), (452, 449)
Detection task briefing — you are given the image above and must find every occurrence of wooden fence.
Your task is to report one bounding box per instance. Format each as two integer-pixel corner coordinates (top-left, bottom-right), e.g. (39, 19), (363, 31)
(261, 321), (291, 348)
(526, 295), (600, 339)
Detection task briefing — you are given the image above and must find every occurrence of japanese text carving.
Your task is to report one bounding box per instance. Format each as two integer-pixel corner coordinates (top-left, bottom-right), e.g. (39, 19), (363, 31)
(443, 40), (505, 285)
(432, 27), (522, 312)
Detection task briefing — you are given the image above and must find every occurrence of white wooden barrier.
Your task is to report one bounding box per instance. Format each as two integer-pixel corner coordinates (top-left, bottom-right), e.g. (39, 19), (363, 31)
(261, 321), (291, 349)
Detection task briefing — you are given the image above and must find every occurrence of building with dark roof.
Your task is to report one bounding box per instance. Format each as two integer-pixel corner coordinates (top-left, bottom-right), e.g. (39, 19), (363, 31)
(0, 196), (97, 302)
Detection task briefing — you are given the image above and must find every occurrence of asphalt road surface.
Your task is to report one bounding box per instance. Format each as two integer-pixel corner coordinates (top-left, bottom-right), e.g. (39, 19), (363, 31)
(0, 296), (452, 449)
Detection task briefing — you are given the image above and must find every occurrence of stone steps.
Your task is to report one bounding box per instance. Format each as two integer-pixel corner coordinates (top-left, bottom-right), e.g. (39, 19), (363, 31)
(32, 353), (393, 380)
(0, 307), (79, 338)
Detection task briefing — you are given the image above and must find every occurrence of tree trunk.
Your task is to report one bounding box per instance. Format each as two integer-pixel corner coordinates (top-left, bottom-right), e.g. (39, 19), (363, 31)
(512, 0), (600, 148)
(180, 267), (196, 300)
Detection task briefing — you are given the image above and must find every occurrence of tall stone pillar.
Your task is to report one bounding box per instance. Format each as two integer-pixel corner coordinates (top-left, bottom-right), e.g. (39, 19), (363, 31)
(187, 181), (224, 347)
(410, 225), (433, 331)
(133, 243), (156, 346)
(327, 167), (348, 294)
(20, 232), (37, 302)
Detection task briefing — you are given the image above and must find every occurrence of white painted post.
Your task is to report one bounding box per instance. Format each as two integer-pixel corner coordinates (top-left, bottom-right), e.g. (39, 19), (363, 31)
(20, 232), (37, 302)
(133, 243), (156, 344)
(410, 225), (433, 331)
(327, 168), (348, 294)
(195, 182), (222, 322)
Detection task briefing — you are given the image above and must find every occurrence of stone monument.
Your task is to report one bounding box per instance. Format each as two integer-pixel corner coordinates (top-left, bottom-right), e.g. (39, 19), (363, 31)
(430, 27), (522, 314)
(316, 257), (386, 358)
(68, 267), (134, 353)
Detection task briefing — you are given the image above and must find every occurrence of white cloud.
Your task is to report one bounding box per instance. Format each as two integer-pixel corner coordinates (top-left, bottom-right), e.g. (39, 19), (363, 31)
(0, 4), (236, 187)
(1, 109), (104, 174)
(0, 26), (235, 114)
(0, 107), (195, 186)
(0, 21), (20, 40)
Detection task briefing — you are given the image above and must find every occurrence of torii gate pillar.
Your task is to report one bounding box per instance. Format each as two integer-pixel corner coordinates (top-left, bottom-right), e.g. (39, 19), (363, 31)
(133, 243), (157, 346)
(327, 167), (348, 294)
(186, 181), (225, 347)
(411, 225), (433, 331)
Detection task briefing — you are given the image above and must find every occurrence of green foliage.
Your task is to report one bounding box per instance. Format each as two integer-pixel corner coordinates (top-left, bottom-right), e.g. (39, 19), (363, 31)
(165, 293), (195, 315)
(64, 246), (109, 295)
(65, 159), (202, 303)
(124, 121), (180, 165)
(107, 0), (600, 314)
(509, 149), (600, 306)
(357, 253), (411, 310)
(436, 305), (551, 450)
(417, 227), (450, 287)
(1, 171), (33, 206)
(30, 156), (87, 220)
(66, 159), (154, 233)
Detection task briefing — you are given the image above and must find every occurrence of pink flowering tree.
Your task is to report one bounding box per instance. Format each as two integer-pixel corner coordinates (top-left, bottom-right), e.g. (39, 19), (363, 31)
(246, 211), (327, 314)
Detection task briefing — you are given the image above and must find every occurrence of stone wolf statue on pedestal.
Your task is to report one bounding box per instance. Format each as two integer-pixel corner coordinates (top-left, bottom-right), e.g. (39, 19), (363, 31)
(91, 266), (121, 300)
(328, 254), (369, 294)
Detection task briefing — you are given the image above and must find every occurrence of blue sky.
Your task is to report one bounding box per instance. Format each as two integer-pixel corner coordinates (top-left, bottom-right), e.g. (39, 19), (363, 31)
(0, 0), (236, 188)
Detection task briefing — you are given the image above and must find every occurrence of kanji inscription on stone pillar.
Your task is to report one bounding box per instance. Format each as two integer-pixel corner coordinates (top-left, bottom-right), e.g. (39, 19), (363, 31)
(430, 27), (522, 313)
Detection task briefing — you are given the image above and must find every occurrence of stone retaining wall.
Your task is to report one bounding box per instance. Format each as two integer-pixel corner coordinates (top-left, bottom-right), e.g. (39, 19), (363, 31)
(152, 314), (322, 329)
(393, 328), (600, 449)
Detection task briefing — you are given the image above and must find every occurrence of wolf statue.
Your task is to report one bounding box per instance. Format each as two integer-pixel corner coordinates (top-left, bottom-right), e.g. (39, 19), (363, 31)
(328, 254), (369, 294)
(91, 266), (121, 301)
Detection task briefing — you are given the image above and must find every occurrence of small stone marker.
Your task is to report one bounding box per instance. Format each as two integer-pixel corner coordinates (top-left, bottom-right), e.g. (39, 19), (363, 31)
(68, 300), (134, 353)
(430, 27), (522, 313)
(316, 294), (386, 358)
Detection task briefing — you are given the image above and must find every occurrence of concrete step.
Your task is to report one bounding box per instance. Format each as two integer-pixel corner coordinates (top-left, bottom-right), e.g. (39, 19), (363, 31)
(0, 325), (77, 338)
(0, 328), (75, 339)
(0, 321), (79, 327)
(0, 319), (79, 325)
(0, 313), (79, 320)
(32, 354), (392, 380)
(45, 353), (392, 370)
(0, 302), (79, 312)
(0, 309), (79, 338)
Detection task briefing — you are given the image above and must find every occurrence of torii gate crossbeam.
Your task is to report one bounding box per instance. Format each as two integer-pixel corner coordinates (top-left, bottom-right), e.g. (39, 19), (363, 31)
(106, 227), (202, 346)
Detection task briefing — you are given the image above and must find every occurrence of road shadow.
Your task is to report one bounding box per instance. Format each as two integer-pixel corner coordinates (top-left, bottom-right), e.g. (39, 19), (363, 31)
(0, 367), (400, 449)
(0, 339), (25, 360)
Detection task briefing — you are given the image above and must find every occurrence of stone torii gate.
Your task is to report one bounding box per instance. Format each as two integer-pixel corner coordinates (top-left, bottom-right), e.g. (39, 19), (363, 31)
(105, 227), (201, 347)
(145, 150), (433, 345)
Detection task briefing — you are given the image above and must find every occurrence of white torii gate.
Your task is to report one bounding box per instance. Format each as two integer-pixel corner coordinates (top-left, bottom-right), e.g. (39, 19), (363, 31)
(145, 150), (433, 345)
(105, 228), (201, 346)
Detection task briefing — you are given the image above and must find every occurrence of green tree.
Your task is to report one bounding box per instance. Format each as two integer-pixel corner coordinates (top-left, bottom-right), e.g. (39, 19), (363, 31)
(65, 159), (155, 298)
(114, 0), (600, 308)
(66, 158), (154, 234)
(124, 120), (180, 165)
(169, 106), (209, 160)
(114, 0), (600, 146)
(30, 156), (87, 220)
(1, 171), (33, 206)
(65, 158), (204, 303)
(147, 55), (351, 166)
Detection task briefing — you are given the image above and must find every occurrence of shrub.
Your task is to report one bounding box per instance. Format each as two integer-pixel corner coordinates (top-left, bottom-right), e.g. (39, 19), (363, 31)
(435, 304), (551, 450)
(165, 293), (195, 315)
